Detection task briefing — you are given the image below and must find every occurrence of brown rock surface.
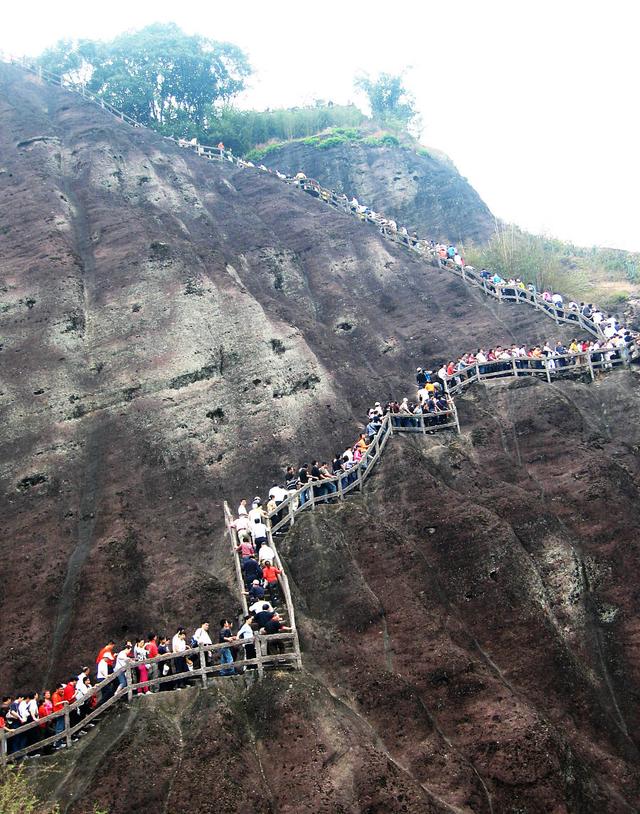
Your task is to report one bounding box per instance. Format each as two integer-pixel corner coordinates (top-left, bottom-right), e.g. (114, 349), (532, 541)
(2, 64), (639, 813)
(259, 139), (494, 244)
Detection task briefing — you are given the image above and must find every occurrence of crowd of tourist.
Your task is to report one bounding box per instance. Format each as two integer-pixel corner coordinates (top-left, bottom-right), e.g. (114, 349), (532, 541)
(420, 330), (638, 390)
(0, 614), (292, 757)
(171, 145), (638, 360)
(230, 391), (456, 544)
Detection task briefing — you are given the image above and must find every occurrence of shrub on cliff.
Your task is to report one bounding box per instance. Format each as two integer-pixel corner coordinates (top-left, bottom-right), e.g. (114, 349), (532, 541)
(0, 766), (58, 813)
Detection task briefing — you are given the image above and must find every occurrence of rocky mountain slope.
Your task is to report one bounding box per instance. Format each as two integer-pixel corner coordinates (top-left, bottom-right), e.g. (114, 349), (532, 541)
(1, 63), (639, 812)
(258, 138), (494, 244)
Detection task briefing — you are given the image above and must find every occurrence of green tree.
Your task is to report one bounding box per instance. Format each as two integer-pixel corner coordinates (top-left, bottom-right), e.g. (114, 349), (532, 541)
(37, 24), (251, 129)
(354, 72), (420, 133)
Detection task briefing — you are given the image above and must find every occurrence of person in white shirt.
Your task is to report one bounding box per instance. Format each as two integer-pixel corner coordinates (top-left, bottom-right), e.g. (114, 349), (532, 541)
(236, 614), (256, 670)
(193, 622), (212, 646)
(75, 677), (93, 722)
(251, 518), (268, 547)
(26, 693), (40, 725)
(248, 500), (265, 524)
(237, 499), (248, 516)
(268, 485), (288, 526)
(171, 628), (188, 688)
(115, 645), (133, 692)
(97, 656), (111, 682)
(258, 542), (275, 563)
(77, 666), (91, 685)
(192, 622), (213, 666)
(249, 598), (273, 615)
(233, 514), (251, 543)
(268, 485), (288, 502)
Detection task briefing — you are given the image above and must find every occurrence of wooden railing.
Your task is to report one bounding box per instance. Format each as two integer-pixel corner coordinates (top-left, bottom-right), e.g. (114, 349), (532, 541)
(0, 633), (296, 764)
(223, 502), (302, 671)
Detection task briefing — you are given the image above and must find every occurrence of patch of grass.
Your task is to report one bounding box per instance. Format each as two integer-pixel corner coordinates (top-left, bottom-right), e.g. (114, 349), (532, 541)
(363, 133), (400, 147)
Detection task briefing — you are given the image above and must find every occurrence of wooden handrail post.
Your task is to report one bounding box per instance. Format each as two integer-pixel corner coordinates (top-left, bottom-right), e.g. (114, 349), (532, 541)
(256, 635), (264, 680)
(421, 413), (427, 435)
(587, 351), (595, 381)
(0, 730), (7, 765)
(126, 666), (133, 702)
(512, 356), (518, 377)
(453, 403), (461, 435)
(64, 703), (72, 747)
(198, 644), (208, 688)
(544, 357), (552, 384)
(288, 495), (295, 526)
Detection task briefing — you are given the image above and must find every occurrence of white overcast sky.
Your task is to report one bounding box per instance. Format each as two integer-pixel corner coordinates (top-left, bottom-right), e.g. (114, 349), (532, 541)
(2, 0), (638, 250)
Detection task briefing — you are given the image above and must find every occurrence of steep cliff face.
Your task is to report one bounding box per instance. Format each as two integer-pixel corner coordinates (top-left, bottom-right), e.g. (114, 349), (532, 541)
(259, 139), (494, 244)
(0, 63), (559, 692)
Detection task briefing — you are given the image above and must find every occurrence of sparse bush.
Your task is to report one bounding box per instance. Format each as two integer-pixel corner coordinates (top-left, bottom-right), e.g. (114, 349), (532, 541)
(362, 134), (400, 147)
(0, 766), (59, 813)
(465, 224), (640, 302)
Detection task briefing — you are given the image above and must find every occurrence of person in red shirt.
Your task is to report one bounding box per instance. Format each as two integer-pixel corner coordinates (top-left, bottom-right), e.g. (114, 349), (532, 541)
(63, 679), (79, 728)
(145, 633), (160, 691)
(63, 680), (77, 705)
(262, 562), (282, 604)
(51, 684), (66, 748)
(38, 690), (53, 734)
(96, 641), (116, 665)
